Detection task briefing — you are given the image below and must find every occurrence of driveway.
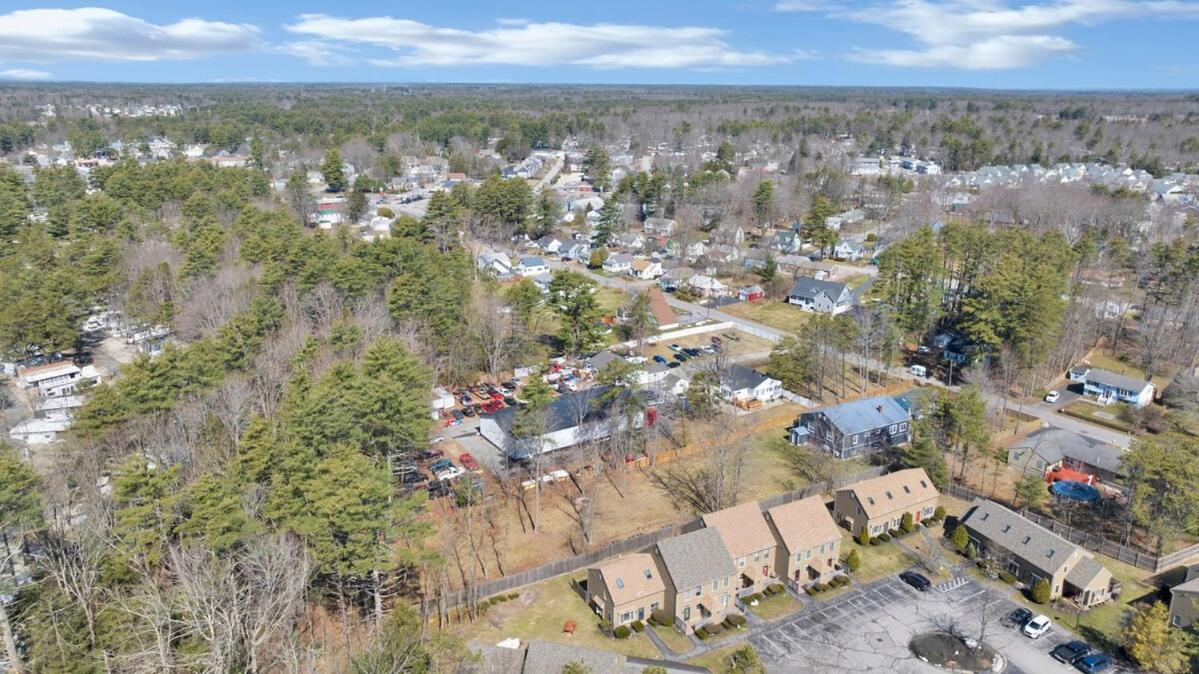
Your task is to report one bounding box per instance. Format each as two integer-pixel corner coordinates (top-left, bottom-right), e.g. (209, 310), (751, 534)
(745, 575), (1124, 674)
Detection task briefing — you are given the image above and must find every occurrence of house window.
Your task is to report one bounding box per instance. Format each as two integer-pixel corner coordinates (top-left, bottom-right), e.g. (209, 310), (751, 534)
(723, 576), (730, 588)
(805, 549), (812, 560)
(695, 587), (702, 597)
(721, 593), (729, 607)
(889, 424), (897, 434)
(1172, 614), (1181, 627)
(712, 580), (719, 591)
(739, 559), (746, 568)
(651, 602), (659, 612)
(900, 423), (909, 432)
(683, 606), (691, 621)
(615, 578), (625, 589)
(620, 612), (632, 624)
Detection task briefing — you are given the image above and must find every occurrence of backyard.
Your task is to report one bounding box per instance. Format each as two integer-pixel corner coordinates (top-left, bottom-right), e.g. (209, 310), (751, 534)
(747, 591), (802, 620)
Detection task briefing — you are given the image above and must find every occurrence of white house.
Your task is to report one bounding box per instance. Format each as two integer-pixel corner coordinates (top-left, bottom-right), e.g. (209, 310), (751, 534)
(688, 275), (729, 297)
(19, 361), (101, 398)
(629, 259), (663, 280)
(9, 417), (71, 445)
(720, 364), (783, 402)
(603, 253), (634, 274)
(562, 242), (590, 262)
(535, 235), (566, 255)
(786, 278), (854, 315)
(1081, 368), (1155, 408)
(643, 217), (677, 236)
(477, 252), (513, 276)
(514, 256), (550, 277)
(479, 386), (641, 460)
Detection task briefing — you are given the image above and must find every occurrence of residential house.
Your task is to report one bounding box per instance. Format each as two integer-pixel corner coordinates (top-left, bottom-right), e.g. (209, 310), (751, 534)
(476, 252), (512, 276)
(713, 224), (745, 247)
(1168, 566), (1199, 628)
(738, 285), (764, 302)
(826, 209), (865, 232)
(611, 232), (645, 251)
(9, 417), (71, 445)
(568, 196), (605, 213)
(771, 230), (803, 254)
(35, 395), (85, 420)
(702, 502), (778, 594)
(720, 364), (783, 403)
(765, 496), (843, 590)
(688, 275), (728, 298)
(602, 253), (634, 274)
(531, 273), (554, 294)
(18, 361), (101, 398)
(786, 278), (854, 315)
(832, 241), (863, 262)
(654, 528), (739, 633)
(832, 468), (939, 538)
(561, 242), (590, 262)
(793, 396), (911, 459)
(1081, 368), (1155, 407)
(634, 361), (672, 386)
(643, 217), (677, 236)
(958, 499), (1115, 609)
(630, 258), (663, 280)
(586, 350), (625, 375)
(684, 241), (708, 261)
(586, 553), (667, 627)
(534, 235), (565, 255)
(479, 387), (641, 460)
(1007, 426), (1128, 485)
(514, 256), (550, 278)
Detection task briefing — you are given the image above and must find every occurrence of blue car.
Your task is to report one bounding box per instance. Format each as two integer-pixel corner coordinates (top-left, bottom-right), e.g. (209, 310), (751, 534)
(1073, 653), (1111, 673)
(653, 355), (668, 364)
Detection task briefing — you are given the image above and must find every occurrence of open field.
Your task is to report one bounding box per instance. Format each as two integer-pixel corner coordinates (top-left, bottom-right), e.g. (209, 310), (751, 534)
(721, 299), (812, 335)
(637, 330), (773, 363)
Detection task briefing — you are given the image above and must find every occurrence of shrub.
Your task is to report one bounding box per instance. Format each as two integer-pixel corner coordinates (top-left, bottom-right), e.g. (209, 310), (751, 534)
(901, 512), (915, 533)
(813, 582), (825, 592)
(890, 528), (902, 538)
(613, 625), (631, 639)
(376, 206), (394, 218)
(845, 549), (861, 572)
(725, 613), (747, 627)
(951, 523), (969, 552)
(965, 542), (978, 560)
(630, 620), (645, 633)
(934, 506), (946, 521)
(869, 537), (882, 546)
(805, 586), (817, 596)
(706, 622), (725, 635)
(507, 593), (519, 600)
(878, 532), (892, 542)
(768, 583), (784, 595)
(651, 608), (671, 626)
(1031, 579), (1052, 604)
(695, 626), (710, 640)
(857, 528), (870, 546)
(999, 571), (1017, 585)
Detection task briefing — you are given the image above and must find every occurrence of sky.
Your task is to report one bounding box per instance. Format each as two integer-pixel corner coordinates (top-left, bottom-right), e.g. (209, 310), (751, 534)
(0, 1), (1197, 89)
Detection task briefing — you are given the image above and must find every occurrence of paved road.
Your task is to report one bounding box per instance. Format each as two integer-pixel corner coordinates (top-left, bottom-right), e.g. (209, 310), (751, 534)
(532, 152), (565, 192)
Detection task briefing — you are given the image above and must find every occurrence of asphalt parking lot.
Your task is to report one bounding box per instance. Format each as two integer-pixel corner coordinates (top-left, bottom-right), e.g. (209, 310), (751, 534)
(747, 574), (1126, 674)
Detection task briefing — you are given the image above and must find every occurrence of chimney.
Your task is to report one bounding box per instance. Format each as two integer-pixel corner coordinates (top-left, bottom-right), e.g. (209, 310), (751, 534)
(876, 405), (883, 413)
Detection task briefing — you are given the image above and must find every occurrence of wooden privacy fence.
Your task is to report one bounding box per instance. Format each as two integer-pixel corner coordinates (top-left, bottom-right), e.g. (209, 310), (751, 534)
(440, 464), (888, 608)
(943, 481), (1199, 574)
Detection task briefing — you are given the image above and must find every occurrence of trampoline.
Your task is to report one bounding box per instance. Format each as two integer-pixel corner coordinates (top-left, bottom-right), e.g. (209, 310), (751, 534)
(1050, 480), (1101, 503)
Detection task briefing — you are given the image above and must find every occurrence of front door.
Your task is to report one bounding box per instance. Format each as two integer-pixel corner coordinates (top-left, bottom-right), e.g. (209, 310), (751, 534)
(637, 607), (644, 621)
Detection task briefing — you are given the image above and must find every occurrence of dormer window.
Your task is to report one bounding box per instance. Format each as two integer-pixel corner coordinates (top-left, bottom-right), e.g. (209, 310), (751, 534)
(1046, 550), (1055, 558)
(615, 578), (625, 589)
(903, 486), (911, 494)
(1023, 536), (1031, 545)
(919, 480), (928, 488)
(1002, 525), (1011, 533)
(866, 496), (875, 505)
(885, 491), (893, 499)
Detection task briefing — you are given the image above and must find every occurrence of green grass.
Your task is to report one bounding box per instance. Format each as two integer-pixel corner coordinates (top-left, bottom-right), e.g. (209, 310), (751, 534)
(456, 575), (660, 659)
(844, 273), (872, 290)
(748, 592), (802, 620)
(594, 286), (629, 314)
(1061, 400), (1135, 432)
(721, 299), (812, 335)
(687, 644), (744, 672)
(650, 624), (694, 655)
(843, 535), (919, 583)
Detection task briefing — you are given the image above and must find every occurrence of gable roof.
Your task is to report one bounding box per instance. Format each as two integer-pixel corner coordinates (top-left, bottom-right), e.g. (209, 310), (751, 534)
(655, 527), (736, 591)
(788, 277), (851, 302)
(702, 501), (776, 560)
(837, 468), (936, 519)
(491, 386), (619, 435)
(1011, 426), (1126, 475)
(631, 259), (657, 272)
(517, 256), (546, 268)
(1085, 368), (1153, 394)
(1173, 574), (1199, 596)
(722, 363), (773, 392)
(818, 396), (910, 436)
(607, 252), (635, 265)
(959, 499), (1091, 578)
(594, 553), (665, 606)
(766, 496), (842, 554)
(587, 350), (624, 372)
(1065, 555), (1109, 589)
(522, 640), (626, 674)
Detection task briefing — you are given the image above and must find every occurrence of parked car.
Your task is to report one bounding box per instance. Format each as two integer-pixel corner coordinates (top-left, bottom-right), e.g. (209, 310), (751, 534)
(1002, 607), (1033, 628)
(417, 449), (444, 461)
(910, 365), (928, 377)
(461, 406), (475, 417)
(1044, 390), (1061, 403)
(653, 355), (669, 364)
(710, 336), (722, 345)
(667, 362), (681, 369)
(899, 571), (931, 591)
(429, 458), (453, 473)
(1051, 641), (1091, 664)
(459, 453), (480, 471)
(917, 345), (931, 354)
(399, 471), (425, 485)
(429, 437), (445, 445)
(683, 347), (701, 357)
(668, 343), (682, 352)
(436, 466), (465, 481)
(700, 345), (717, 355)
(451, 409), (464, 420)
(503, 396), (517, 406)
(1073, 653), (1111, 673)
(1022, 614), (1051, 639)
(427, 480), (450, 498)
(481, 400), (502, 413)
(393, 461), (420, 475)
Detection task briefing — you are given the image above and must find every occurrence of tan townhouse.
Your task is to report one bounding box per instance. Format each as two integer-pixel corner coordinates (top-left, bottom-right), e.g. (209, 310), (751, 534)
(959, 499), (1115, 609)
(765, 495), (843, 590)
(585, 553), (667, 627)
(701, 501), (778, 594)
(832, 468), (939, 538)
(654, 528), (738, 633)
(1168, 571), (1199, 629)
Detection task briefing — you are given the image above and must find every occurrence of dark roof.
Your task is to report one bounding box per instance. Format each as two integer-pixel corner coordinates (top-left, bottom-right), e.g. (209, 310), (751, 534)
(815, 396), (910, 435)
(1085, 368), (1152, 394)
(522, 640), (626, 674)
(960, 499), (1095, 578)
(722, 363), (772, 392)
(787, 277), (850, 301)
(655, 527), (736, 591)
(491, 386), (618, 436)
(1012, 426), (1126, 475)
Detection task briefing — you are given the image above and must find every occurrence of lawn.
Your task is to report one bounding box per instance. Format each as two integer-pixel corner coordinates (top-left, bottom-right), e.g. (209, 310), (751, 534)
(594, 286), (630, 314)
(1061, 400), (1135, 432)
(843, 535), (919, 584)
(721, 299), (812, 335)
(687, 643), (745, 672)
(747, 592), (802, 621)
(455, 575), (660, 659)
(649, 623), (694, 655)
(844, 273), (872, 290)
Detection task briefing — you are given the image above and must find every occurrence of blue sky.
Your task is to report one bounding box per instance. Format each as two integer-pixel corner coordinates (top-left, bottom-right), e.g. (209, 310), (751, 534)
(0, 1), (1197, 89)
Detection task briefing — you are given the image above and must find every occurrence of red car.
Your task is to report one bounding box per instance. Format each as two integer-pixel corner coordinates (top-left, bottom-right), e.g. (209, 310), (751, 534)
(459, 453), (480, 471)
(481, 400), (501, 413)
(489, 391), (504, 401)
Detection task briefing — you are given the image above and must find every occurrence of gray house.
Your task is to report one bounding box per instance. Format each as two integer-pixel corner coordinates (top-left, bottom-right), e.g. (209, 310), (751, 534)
(655, 528), (739, 634)
(1007, 426), (1128, 485)
(792, 396), (911, 459)
(1081, 368), (1155, 408)
(786, 278), (854, 315)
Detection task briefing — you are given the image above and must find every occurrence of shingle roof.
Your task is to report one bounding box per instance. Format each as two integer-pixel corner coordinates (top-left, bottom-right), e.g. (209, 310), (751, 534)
(595, 553), (665, 606)
(522, 640), (626, 674)
(588, 351), (624, 372)
(656, 528), (736, 592)
(1012, 426), (1127, 475)
(1085, 368), (1153, 394)
(518, 256), (546, 267)
(702, 502), (776, 560)
(960, 499), (1098, 580)
(1065, 556), (1109, 590)
(1173, 575), (1199, 595)
(837, 468), (936, 520)
(646, 288), (677, 326)
(722, 364), (772, 392)
(788, 277), (850, 301)
(818, 396), (910, 436)
(491, 387), (618, 435)
(766, 496), (842, 554)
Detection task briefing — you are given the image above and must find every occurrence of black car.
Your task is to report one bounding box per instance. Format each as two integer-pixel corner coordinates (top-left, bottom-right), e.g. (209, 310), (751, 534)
(674, 353), (689, 362)
(667, 362), (681, 368)
(417, 449), (444, 461)
(503, 396), (517, 406)
(683, 347), (701, 357)
(398, 471), (425, 485)
(899, 571), (931, 591)
(427, 480), (450, 498)
(1051, 641), (1091, 664)
(461, 405), (475, 417)
(1003, 607), (1033, 628)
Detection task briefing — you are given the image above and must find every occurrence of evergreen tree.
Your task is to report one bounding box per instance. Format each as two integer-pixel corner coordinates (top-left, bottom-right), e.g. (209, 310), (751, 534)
(547, 272), (604, 355)
(752, 181), (775, 226)
(584, 145), (611, 192)
(347, 187), (367, 224)
(595, 199), (622, 245)
(756, 253), (778, 285)
(321, 149), (347, 192)
(845, 548), (861, 572)
(902, 420), (949, 487)
(1014, 473), (1048, 510)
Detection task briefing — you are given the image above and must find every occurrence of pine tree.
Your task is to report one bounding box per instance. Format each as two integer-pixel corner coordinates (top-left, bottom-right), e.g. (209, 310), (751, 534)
(547, 271), (604, 355)
(845, 548), (861, 572)
(1014, 473), (1048, 510)
(1030, 578), (1051, 604)
(321, 148), (347, 192)
(950, 523), (969, 553)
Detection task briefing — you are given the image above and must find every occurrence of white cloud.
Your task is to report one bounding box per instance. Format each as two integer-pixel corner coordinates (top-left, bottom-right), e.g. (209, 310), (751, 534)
(0, 68), (51, 80)
(0, 7), (262, 62)
(811, 0), (1199, 69)
(774, 1), (839, 11)
(285, 14), (788, 69)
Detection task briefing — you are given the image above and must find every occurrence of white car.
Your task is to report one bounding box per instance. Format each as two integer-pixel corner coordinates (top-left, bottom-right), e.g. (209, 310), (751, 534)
(435, 466), (465, 481)
(1022, 614), (1051, 639)
(910, 365), (928, 377)
(1044, 390), (1060, 403)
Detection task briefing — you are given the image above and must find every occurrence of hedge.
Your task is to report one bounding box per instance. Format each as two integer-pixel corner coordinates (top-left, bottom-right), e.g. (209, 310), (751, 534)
(651, 608), (672, 626)
(725, 614), (747, 628)
(767, 583), (785, 595)
(631, 620), (645, 633)
(598, 620), (612, 632)
(869, 537), (882, 546)
(999, 571), (1017, 585)
(706, 622), (725, 636)
(878, 532), (892, 542)
(695, 626), (710, 640)
(614, 625), (631, 639)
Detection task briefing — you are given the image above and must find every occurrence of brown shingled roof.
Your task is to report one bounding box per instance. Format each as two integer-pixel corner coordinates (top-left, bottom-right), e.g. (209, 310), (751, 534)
(837, 468), (937, 519)
(646, 287), (677, 326)
(594, 553), (665, 606)
(766, 495), (841, 555)
(702, 501), (775, 560)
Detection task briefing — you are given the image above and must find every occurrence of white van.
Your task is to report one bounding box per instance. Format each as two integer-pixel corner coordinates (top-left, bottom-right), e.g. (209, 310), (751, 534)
(910, 365), (928, 377)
